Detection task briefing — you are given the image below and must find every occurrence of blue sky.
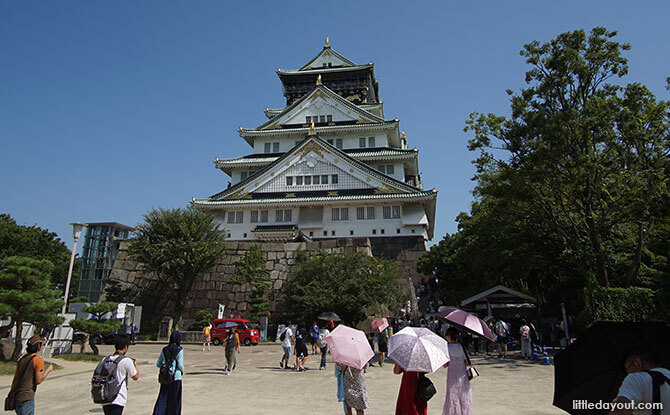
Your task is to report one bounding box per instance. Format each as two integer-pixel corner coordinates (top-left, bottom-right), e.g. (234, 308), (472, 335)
(2, 1), (669, 250)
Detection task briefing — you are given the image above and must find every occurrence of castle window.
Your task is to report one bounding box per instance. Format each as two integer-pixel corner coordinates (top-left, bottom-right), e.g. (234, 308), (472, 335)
(276, 209), (292, 222)
(296, 176), (303, 185)
(306, 116), (311, 123)
(286, 176), (293, 186)
(304, 176), (312, 185)
(359, 137), (366, 148)
(327, 115), (333, 123)
(368, 137), (376, 147)
(327, 139), (334, 145)
(264, 143), (271, 153)
(367, 207), (375, 220)
(332, 208), (348, 221)
(331, 174), (339, 184)
(313, 175), (320, 184)
(335, 139), (343, 149)
(319, 115), (326, 123)
(331, 230), (336, 236)
(321, 175), (329, 184)
(372, 229), (377, 235)
(383, 206), (401, 219)
(350, 230), (354, 235)
(241, 171), (248, 180)
(272, 142), (280, 153)
(356, 207), (365, 220)
(227, 211), (244, 224)
(381, 229), (385, 234)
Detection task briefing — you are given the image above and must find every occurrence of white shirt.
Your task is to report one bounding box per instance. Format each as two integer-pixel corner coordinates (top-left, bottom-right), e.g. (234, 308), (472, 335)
(110, 355), (137, 407)
(281, 328), (293, 348)
(617, 368), (670, 415)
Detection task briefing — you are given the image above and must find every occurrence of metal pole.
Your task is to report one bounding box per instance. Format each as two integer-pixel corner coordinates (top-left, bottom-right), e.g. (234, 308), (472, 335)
(55, 224), (82, 354)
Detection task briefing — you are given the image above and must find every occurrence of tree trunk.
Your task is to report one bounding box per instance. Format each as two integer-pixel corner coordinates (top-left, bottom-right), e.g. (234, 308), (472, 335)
(11, 317), (23, 361)
(624, 222), (649, 287)
(583, 179), (609, 287)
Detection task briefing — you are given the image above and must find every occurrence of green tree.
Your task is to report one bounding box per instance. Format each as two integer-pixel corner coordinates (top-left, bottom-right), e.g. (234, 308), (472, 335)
(127, 207), (226, 329)
(0, 214), (80, 295)
(68, 301), (121, 338)
(466, 27), (670, 287)
(0, 256), (64, 360)
(188, 309), (214, 331)
(231, 245), (270, 321)
(282, 252), (400, 325)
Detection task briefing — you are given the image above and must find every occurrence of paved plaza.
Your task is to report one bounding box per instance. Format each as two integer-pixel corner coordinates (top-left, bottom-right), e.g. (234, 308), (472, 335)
(0, 343), (564, 414)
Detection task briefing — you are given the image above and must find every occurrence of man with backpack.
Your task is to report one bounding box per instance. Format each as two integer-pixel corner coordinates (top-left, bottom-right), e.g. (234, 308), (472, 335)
(92, 335), (139, 415)
(495, 318), (509, 358)
(6, 336), (52, 415)
(611, 348), (669, 415)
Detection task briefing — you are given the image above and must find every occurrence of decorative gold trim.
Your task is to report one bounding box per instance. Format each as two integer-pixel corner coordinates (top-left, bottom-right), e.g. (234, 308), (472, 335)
(327, 191), (339, 196)
(285, 193), (296, 198)
(316, 74), (322, 86)
(308, 122), (316, 136)
(298, 140), (325, 158)
(325, 36), (330, 48)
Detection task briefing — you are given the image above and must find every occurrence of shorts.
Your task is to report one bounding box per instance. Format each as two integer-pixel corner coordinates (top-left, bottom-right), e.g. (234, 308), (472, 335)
(378, 343), (388, 354)
(204, 336), (211, 342)
(282, 346), (292, 358)
(310, 336), (317, 345)
(498, 336), (508, 344)
(296, 344), (308, 358)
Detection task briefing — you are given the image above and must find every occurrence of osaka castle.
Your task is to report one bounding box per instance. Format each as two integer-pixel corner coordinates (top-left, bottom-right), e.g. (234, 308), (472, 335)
(192, 38), (437, 242)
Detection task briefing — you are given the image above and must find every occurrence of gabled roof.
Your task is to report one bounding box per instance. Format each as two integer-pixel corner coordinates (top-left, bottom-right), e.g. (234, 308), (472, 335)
(459, 285), (537, 307)
(298, 44), (356, 71)
(252, 84), (385, 131)
(204, 134), (426, 202)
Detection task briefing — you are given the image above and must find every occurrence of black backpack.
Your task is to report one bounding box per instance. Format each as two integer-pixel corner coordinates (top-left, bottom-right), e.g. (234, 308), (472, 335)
(279, 329), (287, 342)
(415, 372), (437, 403)
(645, 370), (670, 415)
(91, 355), (127, 404)
(158, 348), (177, 385)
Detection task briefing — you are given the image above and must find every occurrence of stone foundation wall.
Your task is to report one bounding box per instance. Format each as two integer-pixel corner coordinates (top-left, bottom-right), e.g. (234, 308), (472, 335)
(110, 236), (428, 327)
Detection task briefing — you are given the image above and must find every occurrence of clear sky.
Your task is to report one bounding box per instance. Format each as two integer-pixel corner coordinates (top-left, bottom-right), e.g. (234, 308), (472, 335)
(2, 1), (669, 251)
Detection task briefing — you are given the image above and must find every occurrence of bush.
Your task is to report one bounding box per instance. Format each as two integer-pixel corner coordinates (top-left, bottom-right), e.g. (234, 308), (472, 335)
(577, 284), (659, 332)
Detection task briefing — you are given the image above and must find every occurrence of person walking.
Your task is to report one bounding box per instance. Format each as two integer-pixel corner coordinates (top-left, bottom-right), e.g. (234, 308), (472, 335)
(7, 336), (52, 415)
(317, 321), (331, 370)
(224, 326), (240, 375)
(442, 328), (472, 415)
(334, 365), (351, 414)
(393, 363), (427, 415)
(153, 331), (184, 415)
(101, 335), (140, 415)
(279, 322), (294, 369)
(202, 324), (211, 352)
(310, 322), (320, 355)
(495, 318), (509, 358)
(89, 329), (103, 355)
(294, 326), (309, 371)
(336, 363), (369, 415)
(519, 319), (532, 359)
(377, 328), (389, 367)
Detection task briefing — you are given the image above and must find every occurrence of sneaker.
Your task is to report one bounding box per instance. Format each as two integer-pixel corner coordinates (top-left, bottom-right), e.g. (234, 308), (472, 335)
(280, 361), (284, 368)
(319, 367), (325, 370)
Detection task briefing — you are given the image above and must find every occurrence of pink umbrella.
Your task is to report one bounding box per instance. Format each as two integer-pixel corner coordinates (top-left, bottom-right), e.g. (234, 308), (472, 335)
(436, 307), (495, 341)
(325, 325), (374, 370)
(370, 317), (388, 333)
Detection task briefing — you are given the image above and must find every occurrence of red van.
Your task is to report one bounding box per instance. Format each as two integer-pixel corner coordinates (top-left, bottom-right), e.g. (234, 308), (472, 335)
(211, 318), (260, 346)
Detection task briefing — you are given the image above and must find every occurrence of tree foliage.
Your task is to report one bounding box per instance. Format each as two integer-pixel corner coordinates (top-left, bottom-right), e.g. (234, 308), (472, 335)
(421, 27), (669, 323)
(231, 245), (270, 321)
(0, 256), (64, 360)
(465, 27), (669, 288)
(126, 207), (226, 328)
(0, 213), (80, 294)
(68, 301), (121, 334)
(282, 252), (400, 325)
(188, 309), (214, 331)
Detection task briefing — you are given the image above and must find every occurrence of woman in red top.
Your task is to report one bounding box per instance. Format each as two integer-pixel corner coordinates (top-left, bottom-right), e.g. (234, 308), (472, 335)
(393, 363), (428, 415)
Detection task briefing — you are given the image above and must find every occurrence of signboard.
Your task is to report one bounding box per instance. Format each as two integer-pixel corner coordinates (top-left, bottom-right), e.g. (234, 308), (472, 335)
(218, 304), (225, 319)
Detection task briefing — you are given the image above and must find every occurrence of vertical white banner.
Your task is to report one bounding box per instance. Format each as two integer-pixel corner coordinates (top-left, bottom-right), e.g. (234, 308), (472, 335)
(218, 304), (225, 319)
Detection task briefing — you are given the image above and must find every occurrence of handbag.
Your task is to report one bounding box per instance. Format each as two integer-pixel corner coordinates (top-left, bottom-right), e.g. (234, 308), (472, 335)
(467, 366), (480, 380)
(415, 373), (437, 402)
(5, 355), (36, 410)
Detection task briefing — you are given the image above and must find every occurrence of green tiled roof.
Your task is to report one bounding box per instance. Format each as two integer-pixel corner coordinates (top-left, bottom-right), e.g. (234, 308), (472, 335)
(278, 63), (372, 76)
(193, 191), (436, 207)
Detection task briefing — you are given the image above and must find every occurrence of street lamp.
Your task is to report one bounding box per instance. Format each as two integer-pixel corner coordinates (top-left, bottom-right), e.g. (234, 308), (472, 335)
(61, 222), (86, 316)
(54, 222), (85, 354)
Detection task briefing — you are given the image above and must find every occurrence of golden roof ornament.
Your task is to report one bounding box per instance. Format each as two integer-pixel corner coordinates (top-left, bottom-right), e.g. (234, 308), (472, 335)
(401, 131), (407, 140)
(325, 36), (330, 48)
(316, 74), (322, 86)
(308, 122), (316, 136)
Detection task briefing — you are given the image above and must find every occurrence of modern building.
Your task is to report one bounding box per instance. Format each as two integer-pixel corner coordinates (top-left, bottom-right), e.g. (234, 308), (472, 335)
(193, 39), (437, 242)
(77, 222), (133, 302)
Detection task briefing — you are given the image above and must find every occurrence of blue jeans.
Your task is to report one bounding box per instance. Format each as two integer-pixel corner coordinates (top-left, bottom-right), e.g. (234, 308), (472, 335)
(320, 346), (327, 368)
(15, 400), (35, 415)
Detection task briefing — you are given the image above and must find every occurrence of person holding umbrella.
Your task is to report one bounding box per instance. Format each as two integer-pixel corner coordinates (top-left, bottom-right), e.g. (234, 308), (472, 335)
(393, 364), (427, 415)
(443, 327), (472, 415)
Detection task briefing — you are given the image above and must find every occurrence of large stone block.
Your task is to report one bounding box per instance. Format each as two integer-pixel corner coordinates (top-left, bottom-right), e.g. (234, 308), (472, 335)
(227, 242), (239, 250)
(320, 239), (337, 249)
(270, 270), (280, 280)
(283, 242), (302, 252)
(273, 279), (283, 290)
(235, 292), (245, 302)
(267, 251), (277, 260)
